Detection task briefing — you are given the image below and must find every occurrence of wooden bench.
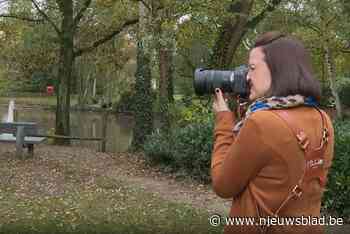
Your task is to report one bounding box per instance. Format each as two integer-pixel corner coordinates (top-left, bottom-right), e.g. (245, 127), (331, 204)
(0, 122), (46, 159)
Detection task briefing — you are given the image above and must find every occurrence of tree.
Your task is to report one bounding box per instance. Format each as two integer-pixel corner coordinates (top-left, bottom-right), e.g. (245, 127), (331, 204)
(287, 0), (345, 119)
(210, 0), (282, 69)
(131, 1), (153, 151)
(151, 1), (176, 134)
(1, 0), (139, 143)
(172, 0), (283, 94)
(0, 0), (56, 87)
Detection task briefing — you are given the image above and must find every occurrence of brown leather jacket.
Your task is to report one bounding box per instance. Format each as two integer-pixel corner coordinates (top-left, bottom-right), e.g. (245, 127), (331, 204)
(211, 106), (334, 234)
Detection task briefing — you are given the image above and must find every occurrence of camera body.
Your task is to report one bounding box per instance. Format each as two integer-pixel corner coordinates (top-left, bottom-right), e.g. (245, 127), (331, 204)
(193, 65), (249, 99)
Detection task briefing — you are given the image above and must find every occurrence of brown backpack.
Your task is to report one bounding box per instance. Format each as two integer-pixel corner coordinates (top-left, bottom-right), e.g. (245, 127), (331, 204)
(254, 107), (330, 234)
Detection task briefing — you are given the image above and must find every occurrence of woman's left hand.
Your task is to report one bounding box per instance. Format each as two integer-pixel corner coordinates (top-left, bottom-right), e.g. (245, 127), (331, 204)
(212, 88), (230, 113)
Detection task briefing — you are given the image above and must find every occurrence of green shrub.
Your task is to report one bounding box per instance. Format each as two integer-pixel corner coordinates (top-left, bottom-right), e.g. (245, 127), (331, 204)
(143, 130), (173, 165)
(319, 86), (334, 108)
(338, 80), (350, 107)
(114, 89), (156, 113)
(143, 114), (214, 183)
(171, 119), (214, 182)
(322, 120), (350, 219)
(169, 97), (213, 128)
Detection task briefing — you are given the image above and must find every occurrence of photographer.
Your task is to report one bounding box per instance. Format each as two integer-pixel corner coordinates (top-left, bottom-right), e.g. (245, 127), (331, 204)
(211, 31), (334, 234)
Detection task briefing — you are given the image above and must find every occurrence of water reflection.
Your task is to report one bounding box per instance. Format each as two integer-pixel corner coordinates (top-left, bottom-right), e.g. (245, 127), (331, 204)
(0, 106), (134, 153)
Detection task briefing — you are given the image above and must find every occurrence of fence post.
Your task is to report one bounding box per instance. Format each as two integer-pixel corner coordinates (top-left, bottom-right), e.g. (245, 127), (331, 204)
(14, 108), (18, 122)
(100, 111), (108, 152)
(15, 126), (24, 159)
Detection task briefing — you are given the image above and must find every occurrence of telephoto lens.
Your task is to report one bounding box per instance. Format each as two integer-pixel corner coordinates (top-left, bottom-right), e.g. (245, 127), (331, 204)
(193, 65), (249, 98)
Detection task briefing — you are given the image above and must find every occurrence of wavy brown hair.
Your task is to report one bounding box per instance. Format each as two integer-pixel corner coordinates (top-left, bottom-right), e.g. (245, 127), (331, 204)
(253, 31), (321, 102)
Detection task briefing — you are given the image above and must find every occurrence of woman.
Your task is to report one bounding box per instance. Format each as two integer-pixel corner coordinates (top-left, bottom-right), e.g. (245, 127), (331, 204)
(211, 31), (334, 234)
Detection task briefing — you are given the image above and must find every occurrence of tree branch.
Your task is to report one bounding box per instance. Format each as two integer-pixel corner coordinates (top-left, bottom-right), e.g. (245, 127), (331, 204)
(74, 18), (138, 57)
(141, 0), (151, 11)
(296, 17), (321, 34)
(308, 23), (321, 34)
(73, 0), (92, 29)
(132, 0), (151, 11)
(246, 0), (282, 29)
(31, 0), (61, 35)
(0, 14), (44, 23)
(325, 15), (337, 27)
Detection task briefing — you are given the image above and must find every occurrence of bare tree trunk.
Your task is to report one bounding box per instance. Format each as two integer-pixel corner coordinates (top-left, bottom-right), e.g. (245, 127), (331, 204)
(324, 46), (343, 119)
(210, 0), (282, 68)
(210, 0), (254, 69)
(158, 46), (171, 132)
(153, 5), (175, 133)
(107, 70), (112, 107)
(77, 58), (83, 106)
(55, 1), (74, 144)
(92, 78), (97, 99)
(77, 56), (88, 106)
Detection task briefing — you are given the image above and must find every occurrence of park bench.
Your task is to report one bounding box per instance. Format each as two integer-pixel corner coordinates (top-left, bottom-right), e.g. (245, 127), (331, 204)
(0, 122), (46, 159)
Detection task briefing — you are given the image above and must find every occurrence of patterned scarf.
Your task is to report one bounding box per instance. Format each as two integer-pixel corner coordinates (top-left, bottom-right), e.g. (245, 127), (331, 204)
(233, 94), (318, 133)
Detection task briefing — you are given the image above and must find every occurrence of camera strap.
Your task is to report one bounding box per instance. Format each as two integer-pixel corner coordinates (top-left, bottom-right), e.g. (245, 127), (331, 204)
(252, 106), (329, 234)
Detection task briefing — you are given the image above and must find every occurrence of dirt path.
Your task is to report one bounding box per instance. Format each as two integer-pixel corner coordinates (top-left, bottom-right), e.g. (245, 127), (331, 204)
(106, 156), (231, 216)
(99, 150), (231, 216)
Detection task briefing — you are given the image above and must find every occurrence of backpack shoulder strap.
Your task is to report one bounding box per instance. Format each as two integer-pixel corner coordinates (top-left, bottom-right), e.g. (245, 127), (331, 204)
(271, 107), (329, 151)
(267, 107), (329, 216)
(271, 109), (310, 151)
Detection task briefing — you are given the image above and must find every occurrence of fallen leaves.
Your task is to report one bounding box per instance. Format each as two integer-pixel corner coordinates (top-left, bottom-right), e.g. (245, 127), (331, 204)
(0, 143), (227, 233)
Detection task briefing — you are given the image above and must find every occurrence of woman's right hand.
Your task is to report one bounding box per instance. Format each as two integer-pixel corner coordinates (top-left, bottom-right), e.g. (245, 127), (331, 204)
(212, 88), (230, 113)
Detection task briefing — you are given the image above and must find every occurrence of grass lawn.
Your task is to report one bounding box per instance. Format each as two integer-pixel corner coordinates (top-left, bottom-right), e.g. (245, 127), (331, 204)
(0, 181), (222, 234)
(0, 145), (223, 234)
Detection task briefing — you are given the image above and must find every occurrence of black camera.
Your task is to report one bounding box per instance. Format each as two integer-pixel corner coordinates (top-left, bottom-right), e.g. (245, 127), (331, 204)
(193, 65), (249, 99)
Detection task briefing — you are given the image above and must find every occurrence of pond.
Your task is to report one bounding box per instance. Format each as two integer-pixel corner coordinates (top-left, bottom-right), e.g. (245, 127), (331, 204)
(0, 105), (136, 153)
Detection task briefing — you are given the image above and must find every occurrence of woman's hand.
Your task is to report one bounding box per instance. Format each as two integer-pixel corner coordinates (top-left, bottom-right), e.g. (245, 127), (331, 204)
(212, 88), (231, 113)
